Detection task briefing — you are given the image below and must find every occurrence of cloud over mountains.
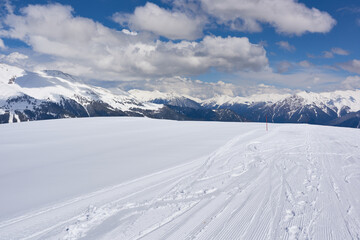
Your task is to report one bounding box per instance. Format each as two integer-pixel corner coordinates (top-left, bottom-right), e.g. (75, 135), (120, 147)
(0, 3), (268, 80)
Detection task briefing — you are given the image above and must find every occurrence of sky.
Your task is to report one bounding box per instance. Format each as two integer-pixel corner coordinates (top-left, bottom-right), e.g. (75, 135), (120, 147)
(0, 0), (359, 97)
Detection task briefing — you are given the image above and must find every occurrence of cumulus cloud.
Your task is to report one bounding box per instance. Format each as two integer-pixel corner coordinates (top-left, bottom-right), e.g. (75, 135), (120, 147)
(0, 0), (14, 15)
(121, 29), (137, 36)
(331, 48), (349, 56)
(0, 3), (268, 80)
(0, 38), (6, 49)
(276, 61), (293, 73)
(113, 2), (206, 40)
(342, 75), (360, 89)
(229, 18), (262, 32)
(199, 0), (336, 35)
(308, 47), (350, 59)
(236, 68), (346, 91)
(121, 76), (238, 99)
(298, 60), (313, 68)
(118, 75), (293, 99)
(322, 51), (334, 59)
(276, 41), (295, 52)
(322, 48), (349, 58)
(134, 66), (355, 96)
(339, 59), (360, 74)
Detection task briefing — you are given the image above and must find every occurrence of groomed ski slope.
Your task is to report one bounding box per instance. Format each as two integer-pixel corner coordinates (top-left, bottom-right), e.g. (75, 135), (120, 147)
(0, 118), (360, 239)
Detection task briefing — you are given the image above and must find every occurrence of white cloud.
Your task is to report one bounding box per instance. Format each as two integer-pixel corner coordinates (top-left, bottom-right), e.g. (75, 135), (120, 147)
(235, 67), (346, 91)
(331, 47), (349, 56)
(121, 29), (137, 36)
(342, 75), (360, 89)
(1, 0), (14, 15)
(118, 75), (293, 98)
(276, 61), (293, 73)
(337, 7), (360, 14)
(229, 18), (262, 32)
(339, 59), (360, 74)
(322, 48), (349, 58)
(298, 60), (313, 68)
(120, 68), (360, 98)
(276, 41), (295, 52)
(113, 2), (206, 40)
(309, 47), (350, 59)
(199, 0), (336, 35)
(322, 51), (334, 59)
(121, 76), (238, 99)
(0, 4), (268, 80)
(0, 39), (6, 49)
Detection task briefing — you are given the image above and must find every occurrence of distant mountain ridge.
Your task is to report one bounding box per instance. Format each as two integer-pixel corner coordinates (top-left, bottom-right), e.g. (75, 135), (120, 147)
(130, 89), (360, 128)
(1, 63), (359, 128)
(0, 64), (244, 123)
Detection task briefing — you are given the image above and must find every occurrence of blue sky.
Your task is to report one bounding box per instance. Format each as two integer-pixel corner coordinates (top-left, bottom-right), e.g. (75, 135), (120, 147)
(0, 0), (360, 95)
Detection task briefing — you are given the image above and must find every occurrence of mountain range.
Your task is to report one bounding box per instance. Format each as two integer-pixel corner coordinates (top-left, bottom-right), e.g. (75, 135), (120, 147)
(1, 63), (359, 128)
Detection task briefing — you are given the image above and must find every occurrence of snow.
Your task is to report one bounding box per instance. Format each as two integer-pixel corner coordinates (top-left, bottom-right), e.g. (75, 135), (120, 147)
(296, 90), (360, 115)
(0, 64), (161, 114)
(204, 93), (291, 106)
(2, 63), (360, 120)
(204, 90), (360, 116)
(0, 64), (25, 100)
(1, 117), (360, 239)
(129, 89), (202, 103)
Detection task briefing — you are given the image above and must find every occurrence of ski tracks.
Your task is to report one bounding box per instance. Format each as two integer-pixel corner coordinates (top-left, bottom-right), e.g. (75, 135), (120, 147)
(1, 124), (360, 239)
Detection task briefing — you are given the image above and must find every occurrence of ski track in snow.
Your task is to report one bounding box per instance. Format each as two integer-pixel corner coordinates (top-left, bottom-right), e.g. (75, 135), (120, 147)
(1, 122), (360, 240)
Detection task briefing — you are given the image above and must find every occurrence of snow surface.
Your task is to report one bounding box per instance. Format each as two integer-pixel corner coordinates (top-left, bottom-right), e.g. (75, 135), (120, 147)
(1, 117), (360, 239)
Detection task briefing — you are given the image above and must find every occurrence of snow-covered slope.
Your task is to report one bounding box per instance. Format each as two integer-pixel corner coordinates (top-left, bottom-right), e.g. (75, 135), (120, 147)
(0, 117), (359, 239)
(0, 64), (161, 123)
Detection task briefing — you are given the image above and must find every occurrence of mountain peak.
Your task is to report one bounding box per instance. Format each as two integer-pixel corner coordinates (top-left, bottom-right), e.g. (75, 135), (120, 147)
(42, 70), (79, 82)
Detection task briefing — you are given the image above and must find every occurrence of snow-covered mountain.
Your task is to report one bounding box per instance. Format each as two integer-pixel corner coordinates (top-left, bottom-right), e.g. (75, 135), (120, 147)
(0, 64), (245, 123)
(206, 90), (360, 128)
(129, 89), (246, 122)
(1, 63), (360, 127)
(0, 64), (166, 123)
(131, 89), (360, 128)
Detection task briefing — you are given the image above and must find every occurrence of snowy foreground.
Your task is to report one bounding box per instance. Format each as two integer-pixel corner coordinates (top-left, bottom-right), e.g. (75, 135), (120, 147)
(1, 118), (360, 239)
